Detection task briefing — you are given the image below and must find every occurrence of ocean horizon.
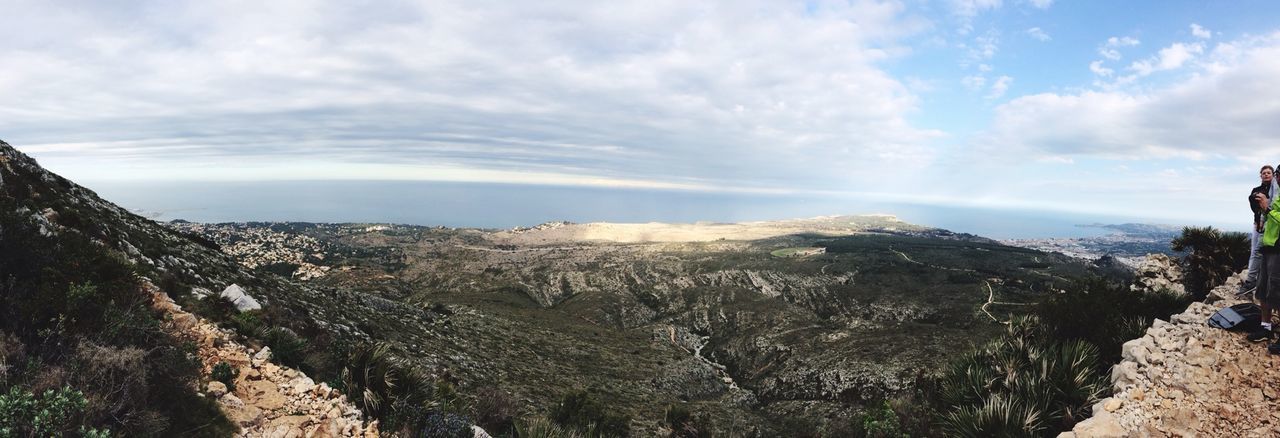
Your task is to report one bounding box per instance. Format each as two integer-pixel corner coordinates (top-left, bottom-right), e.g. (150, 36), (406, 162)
(87, 180), (1223, 240)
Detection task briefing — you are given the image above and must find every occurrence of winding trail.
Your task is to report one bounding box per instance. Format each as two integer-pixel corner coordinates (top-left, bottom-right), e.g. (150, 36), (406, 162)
(667, 326), (739, 390)
(889, 246), (978, 273)
(980, 281), (1004, 324)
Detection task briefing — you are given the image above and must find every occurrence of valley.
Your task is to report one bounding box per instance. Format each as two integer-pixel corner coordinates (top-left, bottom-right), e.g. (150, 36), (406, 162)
(170, 217), (1101, 433)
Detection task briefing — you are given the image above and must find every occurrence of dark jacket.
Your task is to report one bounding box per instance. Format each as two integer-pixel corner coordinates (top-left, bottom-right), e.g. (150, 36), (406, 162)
(1253, 182), (1270, 226)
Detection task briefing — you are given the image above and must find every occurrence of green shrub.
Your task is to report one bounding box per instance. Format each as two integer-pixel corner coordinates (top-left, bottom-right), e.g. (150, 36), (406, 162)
(263, 327), (307, 369)
(230, 311), (265, 338)
(211, 362), (238, 393)
(550, 389), (630, 437)
(471, 386), (517, 435)
(0, 385), (109, 437)
(1172, 226), (1250, 299)
(1037, 278), (1188, 365)
(516, 417), (589, 438)
(662, 404), (713, 438)
(419, 411), (472, 438)
(937, 316), (1106, 436)
(941, 396), (1043, 438)
(856, 400), (907, 438)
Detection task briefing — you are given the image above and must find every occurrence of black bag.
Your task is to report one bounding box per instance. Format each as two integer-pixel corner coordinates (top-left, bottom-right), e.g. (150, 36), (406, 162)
(1208, 303), (1262, 332)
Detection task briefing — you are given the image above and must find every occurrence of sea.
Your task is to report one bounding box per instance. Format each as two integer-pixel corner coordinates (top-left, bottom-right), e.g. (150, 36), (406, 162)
(86, 180), (1205, 240)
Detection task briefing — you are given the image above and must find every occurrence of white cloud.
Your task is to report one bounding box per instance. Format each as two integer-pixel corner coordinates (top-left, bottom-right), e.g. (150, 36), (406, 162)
(1027, 27), (1050, 41)
(980, 32), (1280, 161)
(963, 75), (987, 90)
(1109, 37), (1140, 46)
(1129, 42), (1204, 76)
(1191, 23), (1212, 39)
(1027, 0), (1054, 9)
(1097, 36), (1140, 60)
(986, 75), (1013, 99)
(950, 0), (1003, 18)
(0, 0), (941, 193)
(959, 31), (1000, 68)
(1089, 60), (1114, 77)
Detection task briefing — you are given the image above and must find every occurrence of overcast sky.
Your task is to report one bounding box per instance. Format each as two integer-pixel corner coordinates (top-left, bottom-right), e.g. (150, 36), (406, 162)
(3, 0), (1280, 225)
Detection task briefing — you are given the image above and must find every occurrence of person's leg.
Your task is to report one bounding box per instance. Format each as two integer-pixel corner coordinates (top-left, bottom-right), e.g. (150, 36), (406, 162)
(1260, 251), (1272, 329)
(1265, 251), (1280, 330)
(1246, 229), (1263, 292)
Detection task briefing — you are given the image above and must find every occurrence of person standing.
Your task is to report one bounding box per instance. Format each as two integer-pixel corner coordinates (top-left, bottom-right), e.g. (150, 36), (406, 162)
(1251, 173), (1280, 344)
(1243, 165), (1274, 296)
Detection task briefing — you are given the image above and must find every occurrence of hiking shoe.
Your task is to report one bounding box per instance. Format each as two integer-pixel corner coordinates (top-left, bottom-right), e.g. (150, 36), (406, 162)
(1248, 328), (1274, 343)
(1268, 342), (1280, 355)
(1237, 286), (1257, 298)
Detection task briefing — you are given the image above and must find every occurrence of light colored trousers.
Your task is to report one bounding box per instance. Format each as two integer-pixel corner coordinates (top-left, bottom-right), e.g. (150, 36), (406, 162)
(1249, 228), (1263, 288)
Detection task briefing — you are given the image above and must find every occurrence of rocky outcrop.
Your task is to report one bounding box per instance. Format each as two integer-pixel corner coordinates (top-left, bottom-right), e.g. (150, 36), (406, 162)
(1130, 254), (1186, 296)
(150, 284), (377, 437)
(1064, 272), (1280, 437)
(221, 284), (264, 312)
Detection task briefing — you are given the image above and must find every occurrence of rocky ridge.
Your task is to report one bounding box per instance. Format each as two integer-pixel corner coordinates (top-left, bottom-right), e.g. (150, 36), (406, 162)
(1065, 271), (1276, 437)
(149, 282), (378, 437)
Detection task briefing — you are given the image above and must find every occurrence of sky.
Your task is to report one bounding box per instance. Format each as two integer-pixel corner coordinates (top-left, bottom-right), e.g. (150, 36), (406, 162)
(2, 0), (1280, 227)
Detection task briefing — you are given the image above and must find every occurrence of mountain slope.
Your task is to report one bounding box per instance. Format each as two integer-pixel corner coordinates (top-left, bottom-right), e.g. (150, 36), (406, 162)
(3, 137), (1109, 435)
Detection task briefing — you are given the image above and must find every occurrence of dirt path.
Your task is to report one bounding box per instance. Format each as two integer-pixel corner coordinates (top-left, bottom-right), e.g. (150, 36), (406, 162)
(148, 283), (378, 438)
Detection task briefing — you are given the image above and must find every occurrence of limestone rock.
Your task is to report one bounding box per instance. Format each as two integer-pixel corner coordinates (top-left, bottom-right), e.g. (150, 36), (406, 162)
(220, 283), (262, 312)
(1070, 411), (1126, 438)
(208, 381), (228, 397)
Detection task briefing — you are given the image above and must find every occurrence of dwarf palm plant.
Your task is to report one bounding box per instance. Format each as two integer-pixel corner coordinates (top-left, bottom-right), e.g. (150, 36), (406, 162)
(938, 317), (1106, 436)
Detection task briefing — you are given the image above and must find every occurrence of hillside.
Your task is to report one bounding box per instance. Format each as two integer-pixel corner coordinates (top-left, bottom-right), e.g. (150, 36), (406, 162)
(168, 218), (1106, 433)
(2, 136), (1121, 435)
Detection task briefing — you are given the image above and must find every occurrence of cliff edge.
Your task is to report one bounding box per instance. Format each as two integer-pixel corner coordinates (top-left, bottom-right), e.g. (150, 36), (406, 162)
(1065, 272), (1279, 437)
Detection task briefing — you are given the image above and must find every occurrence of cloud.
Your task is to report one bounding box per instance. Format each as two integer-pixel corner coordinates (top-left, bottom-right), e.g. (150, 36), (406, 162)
(963, 75), (987, 90)
(1191, 23), (1212, 39)
(986, 75), (1013, 99)
(1128, 42), (1204, 76)
(959, 31), (1001, 68)
(1027, 0), (1053, 8)
(0, 0), (941, 193)
(979, 32), (1280, 161)
(1089, 60), (1114, 77)
(1027, 27), (1050, 41)
(950, 0), (1003, 18)
(1098, 36), (1140, 60)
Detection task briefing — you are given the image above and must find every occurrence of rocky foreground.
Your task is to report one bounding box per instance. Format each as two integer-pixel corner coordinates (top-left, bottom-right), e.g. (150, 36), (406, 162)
(1065, 272), (1280, 437)
(148, 281), (379, 438)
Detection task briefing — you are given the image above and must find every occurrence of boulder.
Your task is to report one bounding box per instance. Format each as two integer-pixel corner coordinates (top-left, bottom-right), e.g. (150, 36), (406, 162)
(220, 284), (262, 312)
(207, 381), (228, 397)
(1069, 411), (1126, 438)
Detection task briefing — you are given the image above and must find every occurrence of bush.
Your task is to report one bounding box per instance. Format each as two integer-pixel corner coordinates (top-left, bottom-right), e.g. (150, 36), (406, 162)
(856, 400), (908, 438)
(419, 411), (472, 438)
(0, 385), (109, 437)
(663, 404), (713, 438)
(1037, 278), (1188, 365)
(0, 205), (232, 436)
(211, 362), (238, 393)
(1172, 226), (1250, 299)
(937, 317), (1107, 436)
(941, 396), (1043, 438)
(230, 311), (265, 338)
(263, 327), (307, 369)
(515, 417), (587, 438)
(550, 389), (630, 437)
(471, 386), (516, 435)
